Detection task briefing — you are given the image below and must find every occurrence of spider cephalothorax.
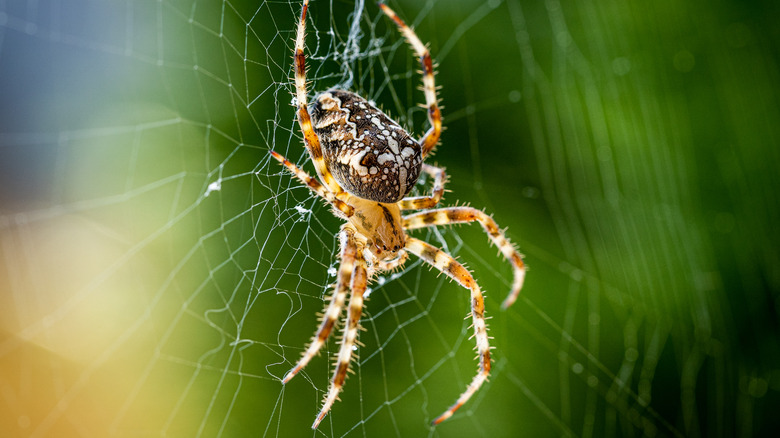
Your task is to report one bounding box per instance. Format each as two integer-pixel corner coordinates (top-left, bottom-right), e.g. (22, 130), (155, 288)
(271, 0), (527, 429)
(312, 89), (423, 203)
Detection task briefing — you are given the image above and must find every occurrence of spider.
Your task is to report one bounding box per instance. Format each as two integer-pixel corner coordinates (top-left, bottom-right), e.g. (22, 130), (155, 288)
(271, 0), (526, 428)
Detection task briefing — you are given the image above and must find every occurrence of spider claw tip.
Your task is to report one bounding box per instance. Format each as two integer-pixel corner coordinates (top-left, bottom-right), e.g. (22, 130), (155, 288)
(432, 411), (452, 425)
(500, 297), (516, 310)
(312, 412), (327, 429)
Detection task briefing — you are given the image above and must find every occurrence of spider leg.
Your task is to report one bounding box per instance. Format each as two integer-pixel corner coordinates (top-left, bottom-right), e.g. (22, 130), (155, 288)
(313, 241), (369, 429)
(399, 163), (447, 210)
(282, 227), (357, 384)
(270, 151), (354, 218)
(294, 0), (342, 193)
(404, 237), (491, 425)
(375, 249), (409, 273)
(404, 207), (526, 309)
(379, 3), (441, 158)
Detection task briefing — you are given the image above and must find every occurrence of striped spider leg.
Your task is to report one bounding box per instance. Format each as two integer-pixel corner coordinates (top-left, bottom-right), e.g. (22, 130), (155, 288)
(399, 175), (527, 425)
(267, 155), (355, 371)
(403, 237), (491, 425)
(292, 0), (342, 194)
(378, 2), (442, 158)
(270, 153), (369, 429)
(269, 151), (353, 218)
(404, 207), (527, 309)
(277, 212), (355, 384)
(399, 163), (447, 210)
(396, 162), (525, 309)
(314, 234), (368, 428)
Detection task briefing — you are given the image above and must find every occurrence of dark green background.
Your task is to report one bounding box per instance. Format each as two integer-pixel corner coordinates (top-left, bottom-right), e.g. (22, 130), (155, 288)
(1, 0), (778, 437)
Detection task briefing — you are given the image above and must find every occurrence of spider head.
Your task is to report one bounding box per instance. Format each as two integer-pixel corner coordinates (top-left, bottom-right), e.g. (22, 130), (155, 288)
(347, 197), (405, 259)
(311, 89), (423, 204)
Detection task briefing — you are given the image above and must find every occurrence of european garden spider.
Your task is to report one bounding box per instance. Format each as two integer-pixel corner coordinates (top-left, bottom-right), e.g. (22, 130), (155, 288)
(272, 0), (526, 428)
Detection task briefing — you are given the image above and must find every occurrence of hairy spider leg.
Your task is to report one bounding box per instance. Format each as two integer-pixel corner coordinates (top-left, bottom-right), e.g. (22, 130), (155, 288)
(404, 207), (526, 309)
(295, 0), (342, 194)
(378, 3), (442, 158)
(270, 151), (354, 218)
(313, 239), (369, 429)
(282, 227), (357, 384)
(404, 237), (491, 425)
(399, 163), (447, 210)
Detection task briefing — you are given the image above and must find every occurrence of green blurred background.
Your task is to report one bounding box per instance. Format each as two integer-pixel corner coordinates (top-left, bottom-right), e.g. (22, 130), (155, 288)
(1, 0), (778, 436)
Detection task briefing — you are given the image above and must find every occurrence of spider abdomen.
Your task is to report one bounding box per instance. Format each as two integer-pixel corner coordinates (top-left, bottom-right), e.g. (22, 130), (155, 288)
(311, 89), (422, 203)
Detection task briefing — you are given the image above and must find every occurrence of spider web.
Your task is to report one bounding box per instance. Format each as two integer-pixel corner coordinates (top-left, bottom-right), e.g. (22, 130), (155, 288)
(2, 0), (779, 437)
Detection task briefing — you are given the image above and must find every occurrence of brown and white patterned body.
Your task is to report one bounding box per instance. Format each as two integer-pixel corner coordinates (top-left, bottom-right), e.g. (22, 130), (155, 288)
(311, 90), (423, 204)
